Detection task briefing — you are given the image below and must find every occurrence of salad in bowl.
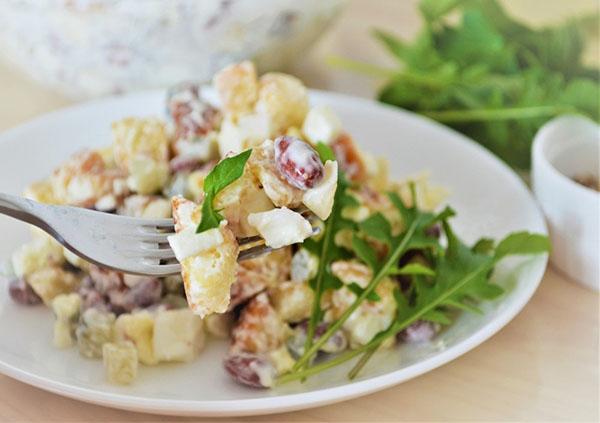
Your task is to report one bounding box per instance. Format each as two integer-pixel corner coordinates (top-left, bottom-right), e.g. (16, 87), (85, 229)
(2, 62), (549, 388)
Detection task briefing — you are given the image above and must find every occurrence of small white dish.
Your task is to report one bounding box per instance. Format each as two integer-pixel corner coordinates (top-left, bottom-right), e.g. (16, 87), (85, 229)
(0, 90), (548, 416)
(532, 115), (600, 291)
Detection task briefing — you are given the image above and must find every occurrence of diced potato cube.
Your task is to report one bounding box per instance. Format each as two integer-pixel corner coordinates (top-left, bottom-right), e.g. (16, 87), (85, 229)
(76, 308), (116, 359)
(114, 311), (157, 365)
(11, 237), (64, 278)
(204, 313), (232, 339)
(269, 281), (314, 323)
(112, 117), (169, 172)
(230, 293), (290, 354)
(268, 346), (296, 374)
(153, 308), (205, 363)
(50, 150), (123, 207)
(214, 168), (273, 237)
(23, 179), (57, 204)
(63, 247), (89, 270)
(255, 73), (309, 134)
(302, 106), (342, 145)
(141, 198), (172, 219)
(103, 341), (138, 385)
(27, 266), (80, 305)
(126, 157), (170, 195)
(170, 198), (239, 317)
(213, 61), (259, 116)
(290, 248), (318, 283)
(247, 140), (303, 208)
(53, 320), (75, 349)
(51, 293), (81, 321)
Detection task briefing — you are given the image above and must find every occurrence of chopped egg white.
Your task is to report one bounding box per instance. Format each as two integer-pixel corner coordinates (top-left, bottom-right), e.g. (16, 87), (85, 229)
(302, 106), (342, 144)
(247, 207), (312, 248)
(167, 226), (224, 262)
(302, 160), (338, 220)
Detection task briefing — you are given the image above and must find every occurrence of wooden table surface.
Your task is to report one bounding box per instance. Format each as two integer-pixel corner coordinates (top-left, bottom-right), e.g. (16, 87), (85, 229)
(0, 1), (598, 421)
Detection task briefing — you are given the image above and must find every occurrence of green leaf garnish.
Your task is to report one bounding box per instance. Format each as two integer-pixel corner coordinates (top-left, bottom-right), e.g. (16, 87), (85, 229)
(196, 149), (252, 233)
(280, 178), (550, 383)
(347, 282), (381, 302)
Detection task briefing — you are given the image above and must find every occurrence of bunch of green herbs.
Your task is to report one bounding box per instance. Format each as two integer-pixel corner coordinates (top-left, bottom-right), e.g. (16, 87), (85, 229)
(330, 0), (599, 169)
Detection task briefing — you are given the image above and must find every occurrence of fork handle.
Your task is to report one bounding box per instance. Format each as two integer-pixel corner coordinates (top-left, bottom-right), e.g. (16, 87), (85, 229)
(0, 193), (46, 227)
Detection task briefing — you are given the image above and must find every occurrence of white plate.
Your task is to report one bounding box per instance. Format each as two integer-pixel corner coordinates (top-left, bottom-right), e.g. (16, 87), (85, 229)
(0, 90), (547, 417)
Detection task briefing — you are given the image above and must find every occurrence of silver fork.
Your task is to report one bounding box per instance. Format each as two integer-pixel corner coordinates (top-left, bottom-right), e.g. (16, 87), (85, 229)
(0, 193), (319, 277)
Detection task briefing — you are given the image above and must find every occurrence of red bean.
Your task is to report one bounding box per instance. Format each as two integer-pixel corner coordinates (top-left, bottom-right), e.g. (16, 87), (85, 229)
(274, 136), (324, 190)
(398, 320), (439, 343)
(223, 353), (275, 388)
(8, 278), (42, 306)
(89, 265), (123, 294)
(167, 82), (221, 141)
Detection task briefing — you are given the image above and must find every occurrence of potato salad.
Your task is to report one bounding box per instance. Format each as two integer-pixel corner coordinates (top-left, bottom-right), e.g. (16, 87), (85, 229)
(2, 62), (549, 388)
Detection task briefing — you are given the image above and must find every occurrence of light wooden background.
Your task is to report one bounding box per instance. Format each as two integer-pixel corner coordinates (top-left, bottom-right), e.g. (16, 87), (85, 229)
(0, 0), (598, 421)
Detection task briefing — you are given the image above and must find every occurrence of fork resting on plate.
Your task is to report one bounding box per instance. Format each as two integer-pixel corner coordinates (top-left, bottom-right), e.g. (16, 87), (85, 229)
(0, 193), (318, 276)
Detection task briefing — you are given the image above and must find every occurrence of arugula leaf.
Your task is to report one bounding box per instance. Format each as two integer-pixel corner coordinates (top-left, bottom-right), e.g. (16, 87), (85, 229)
(471, 238), (495, 255)
(494, 231), (551, 261)
(351, 234), (380, 271)
(347, 282), (381, 302)
(392, 263), (435, 276)
(302, 144), (356, 359)
(343, 223), (550, 378)
(196, 149), (252, 233)
(279, 192), (550, 384)
(358, 212), (392, 246)
(315, 142), (337, 162)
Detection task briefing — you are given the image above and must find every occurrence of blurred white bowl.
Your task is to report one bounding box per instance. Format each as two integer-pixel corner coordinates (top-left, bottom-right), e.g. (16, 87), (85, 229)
(532, 115), (600, 291)
(0, 0), (345, 99)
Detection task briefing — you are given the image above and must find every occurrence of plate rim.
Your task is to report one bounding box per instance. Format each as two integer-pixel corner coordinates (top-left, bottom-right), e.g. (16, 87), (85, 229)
(0, 89), (548, 416)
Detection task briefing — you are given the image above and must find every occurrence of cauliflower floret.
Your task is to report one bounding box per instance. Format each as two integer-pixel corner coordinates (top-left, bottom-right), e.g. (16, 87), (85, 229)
(328, 261), (397, 348)
(168, 197), (239, 317)
(153, 308), (205, 362)
(255, 73), (309, 135)
(114, 311), (157, 365)
(213, 61), (259, 117)
(247, 207), (312, 249)
(247, 139), (303, 207)
(11, 236), (64, 278)
(269, 281), (314, 323)
(103, 341), (138, 385)
(27, 266), (80, 305)
(230, 292), (290, 354)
